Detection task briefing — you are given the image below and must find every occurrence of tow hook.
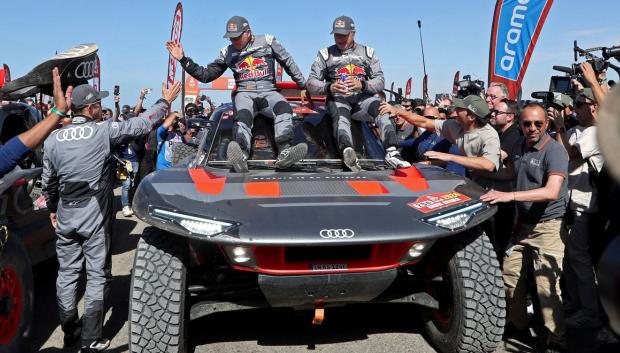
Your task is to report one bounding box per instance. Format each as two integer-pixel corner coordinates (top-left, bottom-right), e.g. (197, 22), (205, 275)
(312, 301), (325, 325)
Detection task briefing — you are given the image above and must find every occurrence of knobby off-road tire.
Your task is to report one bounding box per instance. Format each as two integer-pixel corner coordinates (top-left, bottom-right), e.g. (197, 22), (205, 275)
(424, 228), (506, 353)
(172, 144), (198, 165)
(0, 235), (33, 353)
(129, 227), (188, 353)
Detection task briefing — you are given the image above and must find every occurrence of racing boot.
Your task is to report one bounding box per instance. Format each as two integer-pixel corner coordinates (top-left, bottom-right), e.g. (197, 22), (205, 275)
(227, 141), (249, 173)
(342, 147), (362, 172)
(384, 146), (411, 169)
(275, 143), (308, 170)
(81, 338), (110, 353)
(61, 313), (82, 348)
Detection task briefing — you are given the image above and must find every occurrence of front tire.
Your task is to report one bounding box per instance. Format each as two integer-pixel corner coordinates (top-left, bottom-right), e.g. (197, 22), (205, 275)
(0, 234), (33, 353)
(129, 227), (188, 353)
(423, 229), (506, 353)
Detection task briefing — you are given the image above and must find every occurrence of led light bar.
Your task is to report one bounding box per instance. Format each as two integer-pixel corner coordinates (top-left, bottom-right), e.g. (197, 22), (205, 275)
(152, 208), (235, 237)
(424, 202), (486, 231)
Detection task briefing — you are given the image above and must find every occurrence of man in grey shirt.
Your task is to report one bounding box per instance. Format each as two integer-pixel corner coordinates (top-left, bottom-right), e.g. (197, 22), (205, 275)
(380, 94), (501, 176)
(481, 103), (568, 351)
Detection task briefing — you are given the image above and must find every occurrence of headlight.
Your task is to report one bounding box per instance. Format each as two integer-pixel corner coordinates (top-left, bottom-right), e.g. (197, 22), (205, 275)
(152, 208), (236, 237)
(423, 202), (486, 231)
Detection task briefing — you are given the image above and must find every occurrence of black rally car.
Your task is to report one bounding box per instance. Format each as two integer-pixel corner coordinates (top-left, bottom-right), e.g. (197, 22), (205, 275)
(128, 85), (506, 353)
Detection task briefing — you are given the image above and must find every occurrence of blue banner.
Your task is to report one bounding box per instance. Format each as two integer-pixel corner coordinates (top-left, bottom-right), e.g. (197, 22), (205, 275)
(489, 0), (554, 99)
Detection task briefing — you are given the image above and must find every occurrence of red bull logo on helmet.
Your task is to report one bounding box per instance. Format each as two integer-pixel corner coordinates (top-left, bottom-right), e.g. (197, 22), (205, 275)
(237, 56), (271, 80)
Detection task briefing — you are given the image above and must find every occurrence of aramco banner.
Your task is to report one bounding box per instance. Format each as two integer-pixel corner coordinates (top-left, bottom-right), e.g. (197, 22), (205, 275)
(489, 0), (554, 99)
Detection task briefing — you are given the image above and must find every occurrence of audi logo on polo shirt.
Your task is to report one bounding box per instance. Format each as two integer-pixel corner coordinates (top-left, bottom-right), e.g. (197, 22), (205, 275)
(56, 126), (94, 142)
(319, 229), (355, 239)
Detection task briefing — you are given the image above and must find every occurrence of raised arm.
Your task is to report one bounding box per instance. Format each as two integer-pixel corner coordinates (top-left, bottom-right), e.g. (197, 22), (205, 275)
(167, 41), (228, 83)
(379, 103), (436, 131)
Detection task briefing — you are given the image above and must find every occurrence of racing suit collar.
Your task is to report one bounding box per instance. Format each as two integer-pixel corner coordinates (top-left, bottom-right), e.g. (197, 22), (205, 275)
(336, 41), (357, 54)
(71, 115), (91, 124)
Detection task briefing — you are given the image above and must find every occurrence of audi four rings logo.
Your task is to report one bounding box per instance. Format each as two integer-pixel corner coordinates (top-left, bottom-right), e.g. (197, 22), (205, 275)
(319, 229), (355, 239)
(56, 126), (94, 142)
(75, 60), (96, 79)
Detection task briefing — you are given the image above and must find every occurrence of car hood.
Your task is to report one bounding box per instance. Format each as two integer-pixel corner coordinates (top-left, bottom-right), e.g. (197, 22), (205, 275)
(133, 165), (496, 245)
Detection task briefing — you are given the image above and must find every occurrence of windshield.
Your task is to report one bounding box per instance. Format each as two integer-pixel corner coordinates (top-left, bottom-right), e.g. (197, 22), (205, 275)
(197, 102), (386, 170)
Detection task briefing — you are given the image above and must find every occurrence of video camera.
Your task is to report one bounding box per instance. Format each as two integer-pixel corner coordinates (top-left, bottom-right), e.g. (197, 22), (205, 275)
(552, 41), (620, 94)
(456, 75), (485, 98)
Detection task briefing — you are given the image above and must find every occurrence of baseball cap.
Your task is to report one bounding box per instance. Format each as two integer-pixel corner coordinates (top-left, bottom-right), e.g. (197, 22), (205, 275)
(223, 16), (250, 38)
(552, 92), (573, 108)
(452, 95), (490, 119)
(331, 16), (355, 35)
(71, 84), (108, 110)
(577, 88), (596, 103)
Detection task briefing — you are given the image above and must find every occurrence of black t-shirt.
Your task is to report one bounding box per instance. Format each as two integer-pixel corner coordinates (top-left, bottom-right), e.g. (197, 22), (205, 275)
(498, 123), (522, 158)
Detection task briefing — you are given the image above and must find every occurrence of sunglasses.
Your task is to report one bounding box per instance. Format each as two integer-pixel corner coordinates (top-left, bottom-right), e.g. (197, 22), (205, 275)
(491, 110), (510, 116)
(485, 94), (498, 100)
(424, 115), (438, 119)
(521, 120), (544, 128)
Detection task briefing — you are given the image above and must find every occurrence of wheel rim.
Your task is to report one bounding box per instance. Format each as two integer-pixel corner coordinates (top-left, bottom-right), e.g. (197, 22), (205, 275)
(0, 267), (23, 344)
(427, 269), (454, 331)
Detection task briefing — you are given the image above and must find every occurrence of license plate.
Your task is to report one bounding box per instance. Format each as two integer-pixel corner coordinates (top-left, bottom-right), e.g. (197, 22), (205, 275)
(310, 264), (348, 271)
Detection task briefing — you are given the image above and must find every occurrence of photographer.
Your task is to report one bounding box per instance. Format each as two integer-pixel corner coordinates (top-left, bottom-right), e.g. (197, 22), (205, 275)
(552, 88), (604, 330)
(580, 61), (608, 107)
(156, 112), (188, 171)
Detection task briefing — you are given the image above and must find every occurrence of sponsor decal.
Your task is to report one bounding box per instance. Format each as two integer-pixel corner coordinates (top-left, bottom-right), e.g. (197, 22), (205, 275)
(310, 264), (348, 271)
(489, 0), (554, 99)
(408, 192), (471, 214)
(319, 229), (355, 239)
(227, 22), (238, 32)
(236, 56), (271, 80)
(334, 20), (346, 28)
(55, 126), (94, 142)
(74, 60), (96, 79)
(336, 64), (366, 79)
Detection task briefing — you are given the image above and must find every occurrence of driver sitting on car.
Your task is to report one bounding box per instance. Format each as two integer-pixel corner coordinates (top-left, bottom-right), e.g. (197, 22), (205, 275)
(167, 16), (310, 173)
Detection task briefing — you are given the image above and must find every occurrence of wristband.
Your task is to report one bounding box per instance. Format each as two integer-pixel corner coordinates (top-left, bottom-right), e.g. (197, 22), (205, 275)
(51, 107), (67, 117)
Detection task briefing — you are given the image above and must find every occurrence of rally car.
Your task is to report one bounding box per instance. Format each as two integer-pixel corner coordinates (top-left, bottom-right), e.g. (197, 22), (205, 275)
(129, 83), (506, 353)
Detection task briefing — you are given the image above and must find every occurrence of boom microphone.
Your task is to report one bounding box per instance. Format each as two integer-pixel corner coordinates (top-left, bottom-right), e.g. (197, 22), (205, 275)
(553, 65), (573, 74)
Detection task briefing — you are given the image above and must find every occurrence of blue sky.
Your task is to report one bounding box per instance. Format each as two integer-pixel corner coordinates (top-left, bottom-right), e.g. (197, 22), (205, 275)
(2, 0), (619, 108)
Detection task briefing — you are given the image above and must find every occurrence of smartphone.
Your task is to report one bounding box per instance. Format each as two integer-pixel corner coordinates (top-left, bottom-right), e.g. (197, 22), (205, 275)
(114, 85), (120, 96)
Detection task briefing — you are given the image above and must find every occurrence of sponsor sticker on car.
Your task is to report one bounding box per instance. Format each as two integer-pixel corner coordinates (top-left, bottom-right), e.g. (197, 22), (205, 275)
(408, 192), (471, 214)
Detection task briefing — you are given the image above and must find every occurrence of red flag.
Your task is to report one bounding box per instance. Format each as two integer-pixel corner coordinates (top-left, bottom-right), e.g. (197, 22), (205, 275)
(0, 64), (9, 89)
(167, 2), (183, 89)
(489, 0), (554, 99)
(422, 74), (428, 101)
(452, 70), (460, 96)
(276, 63), (283, 82)
(92, 55), (100, 92)
(405, 77), (412, 99)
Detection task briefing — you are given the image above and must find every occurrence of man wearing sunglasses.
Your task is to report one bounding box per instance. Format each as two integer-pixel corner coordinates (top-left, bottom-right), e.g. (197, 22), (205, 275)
(553, 88), (605, 330)
(481, 103), (569, 352)
(167, 16), (310, 173)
